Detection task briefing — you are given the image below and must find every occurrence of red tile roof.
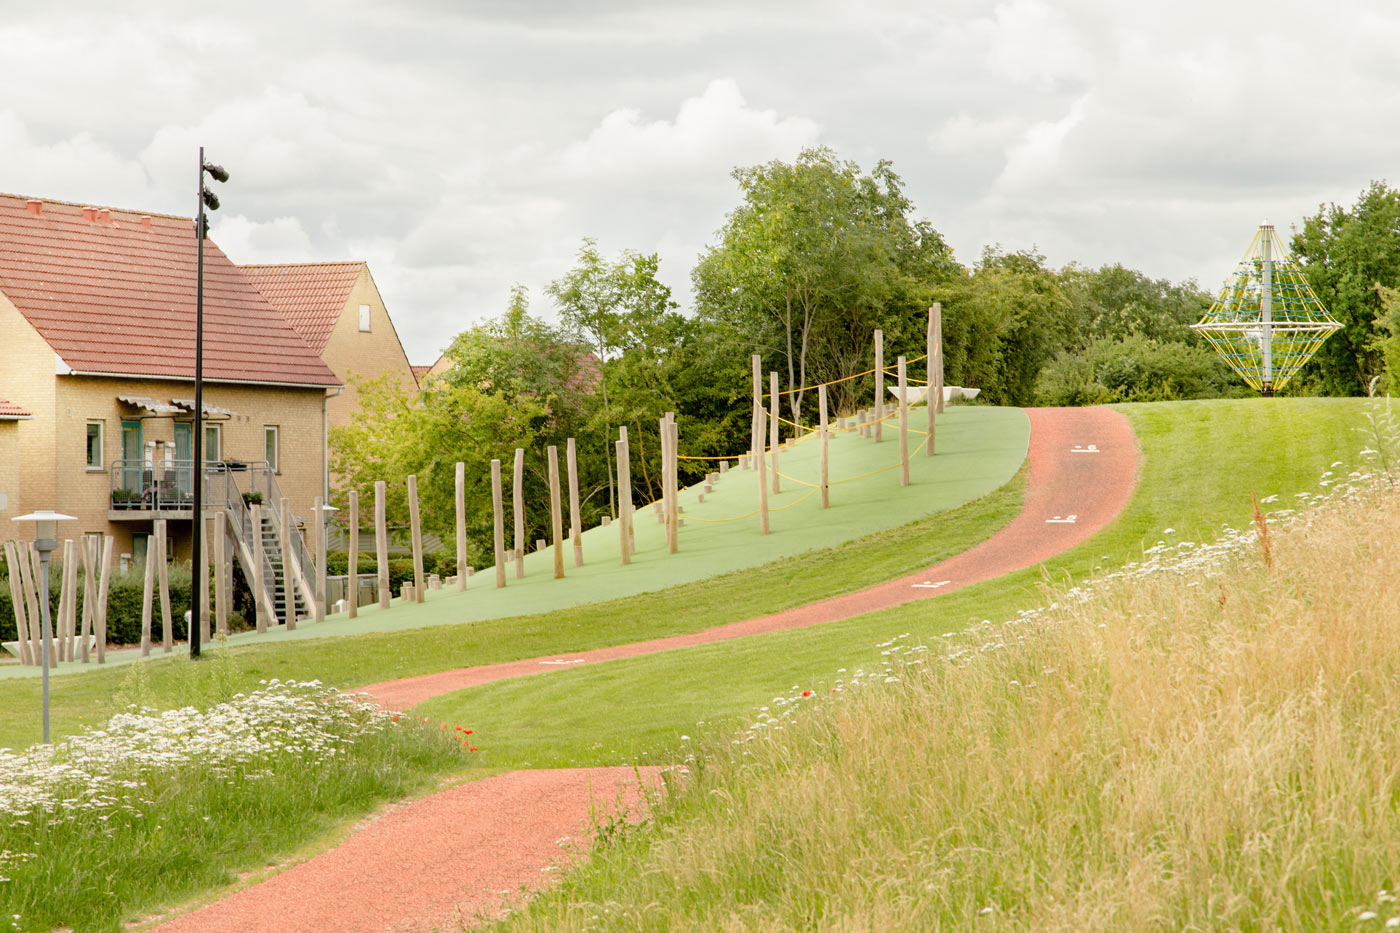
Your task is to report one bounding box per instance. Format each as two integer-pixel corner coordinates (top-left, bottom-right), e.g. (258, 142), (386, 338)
(0, 194), (339, 387)
(0, 396), (31, 419)
(410, 364), (432, 383)
(239, 262), (365, 354)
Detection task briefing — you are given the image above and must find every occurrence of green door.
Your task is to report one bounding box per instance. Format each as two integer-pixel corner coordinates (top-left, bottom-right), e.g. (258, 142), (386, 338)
(173, 423), (192, 495)
(120, 421), (142, 494)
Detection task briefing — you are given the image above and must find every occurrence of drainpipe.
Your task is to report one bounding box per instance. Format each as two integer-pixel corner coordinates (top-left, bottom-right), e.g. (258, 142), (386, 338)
(323, 386), (342, 504)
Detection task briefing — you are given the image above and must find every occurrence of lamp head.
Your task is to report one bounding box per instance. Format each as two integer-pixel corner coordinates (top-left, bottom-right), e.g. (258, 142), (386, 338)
(201, 188), (221, 212)
(203, 162), (229, 183)
(13, 510), (77, 555)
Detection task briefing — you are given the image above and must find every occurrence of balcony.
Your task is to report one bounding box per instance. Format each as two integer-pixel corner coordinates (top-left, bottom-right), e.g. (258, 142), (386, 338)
(107, 458), (270, 520)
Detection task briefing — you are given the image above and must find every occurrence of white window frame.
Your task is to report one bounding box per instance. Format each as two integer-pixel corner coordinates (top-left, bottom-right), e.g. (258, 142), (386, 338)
(85, 420), (104, 471)
(204, 423), (222, 463)
(265, 425), (280, 473)
(358, 303), (371, 332)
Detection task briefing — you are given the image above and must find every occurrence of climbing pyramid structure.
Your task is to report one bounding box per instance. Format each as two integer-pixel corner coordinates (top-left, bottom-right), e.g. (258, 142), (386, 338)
(1191, 223), (1342, 394)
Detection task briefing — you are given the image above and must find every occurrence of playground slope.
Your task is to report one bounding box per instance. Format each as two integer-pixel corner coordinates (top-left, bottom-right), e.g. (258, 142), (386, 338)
(0, 404), (1028, 680)
(151, 767), (665, 933)
(362, 406), (1136, 709)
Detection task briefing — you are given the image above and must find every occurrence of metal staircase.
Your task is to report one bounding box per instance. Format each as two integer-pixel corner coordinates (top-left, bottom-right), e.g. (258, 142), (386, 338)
(203, 461), (317, 625)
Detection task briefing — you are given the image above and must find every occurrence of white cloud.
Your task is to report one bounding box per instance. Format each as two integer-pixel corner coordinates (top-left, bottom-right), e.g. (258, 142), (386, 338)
(212, 215), (316, 265)
(561, 78), (821, 181)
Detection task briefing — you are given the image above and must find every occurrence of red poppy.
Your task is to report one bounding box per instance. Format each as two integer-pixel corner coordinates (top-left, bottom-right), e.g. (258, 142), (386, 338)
(802, 691), (811, 697)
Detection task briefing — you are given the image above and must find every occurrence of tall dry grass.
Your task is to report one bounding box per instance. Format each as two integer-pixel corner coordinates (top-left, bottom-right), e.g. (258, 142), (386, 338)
(501, 476), (1400, 931)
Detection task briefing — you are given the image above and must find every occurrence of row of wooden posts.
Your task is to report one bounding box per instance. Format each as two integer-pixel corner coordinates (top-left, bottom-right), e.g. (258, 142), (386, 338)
(3, 536), (114, 668)
(0, 305), (948, 665)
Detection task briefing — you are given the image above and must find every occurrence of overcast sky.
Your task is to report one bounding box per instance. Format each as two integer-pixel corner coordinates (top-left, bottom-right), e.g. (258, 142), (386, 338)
(3, 0), (1396, 363)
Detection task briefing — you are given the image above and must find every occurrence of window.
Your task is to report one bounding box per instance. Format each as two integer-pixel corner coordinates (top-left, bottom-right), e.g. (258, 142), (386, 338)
(265, 425), (279, 473)
(358, 304), (371, 332)
(204, 423), (221, 462)
(85, 421), (104, 470)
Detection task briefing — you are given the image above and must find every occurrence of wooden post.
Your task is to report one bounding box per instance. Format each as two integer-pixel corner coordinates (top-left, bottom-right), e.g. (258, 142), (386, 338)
(374, 480), (390, 609)
(79, 536), (95, 664)
(512, 448), (525, 580)
(312, 496), (327, 620)
(874, 329), (884, 442)
(491, 459), (506, 588)
(769, 371), (780, 494)
(214, 511), (229, 634)
(898, 356), (910, 487)
(927, 303), (938, 455)
(57, 541), (74, 661)
(616, 439), (631, 565)
(934, 302), (945, 414)
(567, 438), (583, 568)
(22, 546), (49, 668)
(156, 520), (173, 650)
(140, 534), (155, 657)
(4, 542), (32, 666)
(755, 405), (770, 535)
(96, 536), (112, 663)
(252, 505), (268, 632)
(407, 476), (425, 604)
(280, 499), (295, 631)
(750, 355), (762, 482)
(620, 427), (635, 552)
(548, 445), (565, 579)
(347, 491), (360, 617)
(819, 383), (830, 509)
(667, 419), (679, 554)
(454, 462), (467, 591)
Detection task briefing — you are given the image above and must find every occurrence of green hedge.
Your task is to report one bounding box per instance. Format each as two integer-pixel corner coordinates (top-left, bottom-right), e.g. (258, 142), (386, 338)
(322, 551), (459, 592)
(0, 557), (255, 648)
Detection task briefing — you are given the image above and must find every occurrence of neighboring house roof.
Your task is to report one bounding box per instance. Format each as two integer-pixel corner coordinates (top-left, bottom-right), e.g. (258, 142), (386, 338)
(410, 364), (432, 383)
(239, 261), (366, 354)
(0, 396), (31, 419)
(0, 194), (339, 388)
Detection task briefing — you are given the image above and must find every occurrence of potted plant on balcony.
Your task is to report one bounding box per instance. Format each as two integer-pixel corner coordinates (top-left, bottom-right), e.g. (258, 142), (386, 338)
(222, 457), (249, 472)
(242, 491), (264, 506)
(111, 488), (139, 509)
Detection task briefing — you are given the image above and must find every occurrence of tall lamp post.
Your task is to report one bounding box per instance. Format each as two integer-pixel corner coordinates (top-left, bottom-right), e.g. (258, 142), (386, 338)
(12, 510), (77, 743)
(191, 147), (229, 660)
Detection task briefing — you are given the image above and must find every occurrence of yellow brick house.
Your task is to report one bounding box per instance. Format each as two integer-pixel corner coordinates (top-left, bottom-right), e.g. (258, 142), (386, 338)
(0, 193), (339, 602)
(239, 262), (418, 437)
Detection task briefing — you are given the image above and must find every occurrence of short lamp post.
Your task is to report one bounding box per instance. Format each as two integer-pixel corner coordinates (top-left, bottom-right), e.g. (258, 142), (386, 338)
(316, 503), (338, 617)
(12, 510), (77, 743)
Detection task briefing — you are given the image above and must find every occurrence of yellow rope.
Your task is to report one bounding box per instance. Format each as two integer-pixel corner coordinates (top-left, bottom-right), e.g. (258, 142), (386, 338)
(775, 364), (879, 398)
(773, 470), (820, 488)
(829, 460), (904, 485)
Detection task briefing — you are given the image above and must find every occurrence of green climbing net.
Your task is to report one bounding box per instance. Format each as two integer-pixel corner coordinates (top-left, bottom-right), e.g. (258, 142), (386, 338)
(1191, 224), (1341, 394)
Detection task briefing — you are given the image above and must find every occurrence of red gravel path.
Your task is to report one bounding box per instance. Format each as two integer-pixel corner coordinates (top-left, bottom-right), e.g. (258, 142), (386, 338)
(364, 406), (1138, 709)
(153, 766), (664, 932)
(154, 407), (1135, 932)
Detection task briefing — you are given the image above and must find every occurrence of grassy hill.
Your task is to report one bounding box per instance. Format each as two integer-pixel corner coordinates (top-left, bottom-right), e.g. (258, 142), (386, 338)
(494, 403), (1400, 930)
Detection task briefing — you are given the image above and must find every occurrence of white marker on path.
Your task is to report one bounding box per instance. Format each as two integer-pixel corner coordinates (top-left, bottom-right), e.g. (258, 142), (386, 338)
(539, 659), (587, 666)
(1071, 445), (1099, 453)
(1046, 515), (1078, 524)
(912, 580), (952, 589)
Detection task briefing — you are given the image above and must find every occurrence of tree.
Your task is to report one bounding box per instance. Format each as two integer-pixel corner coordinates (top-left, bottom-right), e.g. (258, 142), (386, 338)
(330, 288), (602, 559)
(693, 147), (956, 422)
(932, 248), (1076, 406)
(1057, 263), (1212, 347)
(1291, 181), (1400, 395)
(547, 240), (679, 516)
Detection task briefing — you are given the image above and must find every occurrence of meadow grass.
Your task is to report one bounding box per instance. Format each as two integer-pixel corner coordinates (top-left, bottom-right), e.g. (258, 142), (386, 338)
(492, 453), (1400, 930)
(0, 663), (470, 932)
(417, 396), (1381, 769)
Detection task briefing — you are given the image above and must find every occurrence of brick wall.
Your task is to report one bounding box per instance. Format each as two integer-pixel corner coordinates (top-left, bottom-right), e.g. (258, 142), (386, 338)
(321, 265), (417, 436)
(0, 295), (328, 559)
